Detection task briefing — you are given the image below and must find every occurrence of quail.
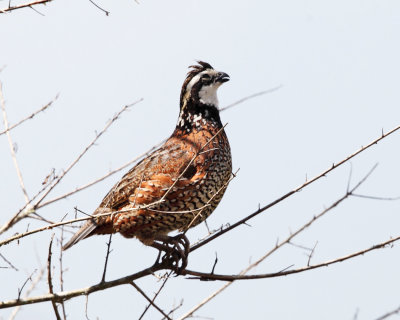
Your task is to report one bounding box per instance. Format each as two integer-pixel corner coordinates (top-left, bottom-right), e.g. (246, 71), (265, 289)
(63, 61), (232, 269)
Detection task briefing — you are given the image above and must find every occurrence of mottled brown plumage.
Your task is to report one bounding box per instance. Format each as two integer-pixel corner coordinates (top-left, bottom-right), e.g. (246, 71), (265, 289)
(63, 61), (232, 252)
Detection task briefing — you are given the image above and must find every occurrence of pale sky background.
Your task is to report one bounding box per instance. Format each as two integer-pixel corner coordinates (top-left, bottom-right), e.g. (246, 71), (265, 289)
(1, 1), (400, 319)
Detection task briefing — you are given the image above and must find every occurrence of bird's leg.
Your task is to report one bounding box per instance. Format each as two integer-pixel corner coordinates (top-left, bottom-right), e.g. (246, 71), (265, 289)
(150, 234), (190, 274)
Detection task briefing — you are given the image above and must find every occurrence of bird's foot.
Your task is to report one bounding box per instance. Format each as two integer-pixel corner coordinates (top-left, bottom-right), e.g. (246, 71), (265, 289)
(151, 234), (190, 275)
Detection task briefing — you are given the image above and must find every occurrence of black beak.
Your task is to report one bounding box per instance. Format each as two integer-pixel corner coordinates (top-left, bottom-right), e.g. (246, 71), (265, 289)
(216, 72), (230, 83)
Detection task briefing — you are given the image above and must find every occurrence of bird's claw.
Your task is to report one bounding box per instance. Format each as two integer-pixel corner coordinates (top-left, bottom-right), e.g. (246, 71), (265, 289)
(151, 234), (190, 274)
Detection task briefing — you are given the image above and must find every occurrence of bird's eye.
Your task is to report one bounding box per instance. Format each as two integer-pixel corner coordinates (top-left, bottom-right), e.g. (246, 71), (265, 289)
(202, 74), (211, 81)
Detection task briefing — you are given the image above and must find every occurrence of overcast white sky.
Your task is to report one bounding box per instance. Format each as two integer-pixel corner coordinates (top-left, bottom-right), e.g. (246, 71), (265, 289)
(1, 1), (400, 319)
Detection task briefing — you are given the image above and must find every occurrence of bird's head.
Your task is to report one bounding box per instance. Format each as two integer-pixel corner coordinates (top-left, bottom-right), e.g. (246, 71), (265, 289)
(180, 61), (230, 109)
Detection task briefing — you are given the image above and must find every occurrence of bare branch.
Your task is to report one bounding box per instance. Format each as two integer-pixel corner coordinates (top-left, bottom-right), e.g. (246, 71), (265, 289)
(0, 94), (58, 136)
(210, 253), (218, 274)
(34, 99), (143, 209)
(164, 299), (184, 320)
(139, 271), (172, 320)
(101, 234), (113, 283)
(87, 0), (109, 15)
(375, 305), (400, 320)
(47, 235), (62, 320)
(0, 0), (53, 13)
(1, 100), (142, 236)
(29, 4), (45, 15)
(0, 215), (94, 248)
(351, 193), (400, 201)
(185, 233), (400, 281)
(219, 86), (282, 112)
(8, 268), (45, 320)
(39, 141), (161, 209)
(0, 99), (142, 236)
(85, 295), (90, 320)
(307, 241), (318, 266)
(17, 269), (37, 300)
(58, 227), (67, 320)
(0, 262), (169, 309)
(1, 82), (30, 203)
(0, 175), (56, 235)
(130, 282), (172, 320)
(0, 253), (18, 271)
(176, 282), (231, 320)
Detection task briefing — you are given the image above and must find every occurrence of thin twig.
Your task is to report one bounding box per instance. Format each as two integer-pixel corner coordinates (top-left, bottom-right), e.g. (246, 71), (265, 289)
(139, 271), (172, 320)
(0, 174), (56, 235)
(0, 0), (53, 13)
(101, 234), (113, 283)
(375, 305), (400, 320)
(85, 295), (90, 320)
(47, 235), (62, 320)
(0, 253), (18, 271)
(34, 99), (143, 209)
(39, 141), (161, 209)
(0, 97), (62, 235)
(164, 299), (184, 320)
(219, 85), (282, 112)
(58, 226), (67, 320)
(8, 268), (45, 320)
(0, 94), (58, 136)
(307, 241), (318, 266)
(351, 193), (400, 201)
(130, 282), (172, 320)
(29, 4), (45, 15)
(176, 282), (231, 320)
(211, 253), (218, 274)
(287, 241), (313, 252)
(1, 82), (29, 203)
(0, 204), (34, 236)
(0, 215), (91, 248)
(17, 270), (37, 300)
(87, 0), (109, 15)
(0, 99), (142, 236)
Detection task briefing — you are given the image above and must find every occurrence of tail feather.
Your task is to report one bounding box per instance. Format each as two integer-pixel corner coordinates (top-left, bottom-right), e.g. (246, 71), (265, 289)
(62, 222), (97, 250)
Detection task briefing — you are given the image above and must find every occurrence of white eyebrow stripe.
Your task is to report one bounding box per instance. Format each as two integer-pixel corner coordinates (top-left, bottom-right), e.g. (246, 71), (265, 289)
(185, 70), (207, 92)
(185, 69), (220, 92)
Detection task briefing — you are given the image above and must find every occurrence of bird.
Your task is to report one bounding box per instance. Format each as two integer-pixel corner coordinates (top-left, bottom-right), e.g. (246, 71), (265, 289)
(63, 61), (232, 269)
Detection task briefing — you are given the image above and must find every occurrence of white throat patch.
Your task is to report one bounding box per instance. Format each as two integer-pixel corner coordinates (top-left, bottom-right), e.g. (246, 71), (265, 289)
(198, 83), (221, 106)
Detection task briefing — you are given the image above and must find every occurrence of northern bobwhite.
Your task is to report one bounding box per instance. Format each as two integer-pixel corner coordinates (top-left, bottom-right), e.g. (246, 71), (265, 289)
(63, 61), (232, 268)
